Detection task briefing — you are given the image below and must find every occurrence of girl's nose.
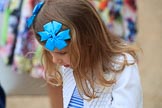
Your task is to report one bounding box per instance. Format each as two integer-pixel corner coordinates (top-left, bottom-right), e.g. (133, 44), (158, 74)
(57, 59), (63, 65)
(52, 56), (63, 65)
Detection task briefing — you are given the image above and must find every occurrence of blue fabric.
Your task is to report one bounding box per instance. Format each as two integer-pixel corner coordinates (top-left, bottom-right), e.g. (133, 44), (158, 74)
(0, 85), (6, 108)
(68, 87), (83, 108)
(27, 1), (44, 28)
(37, 21), (71, 51)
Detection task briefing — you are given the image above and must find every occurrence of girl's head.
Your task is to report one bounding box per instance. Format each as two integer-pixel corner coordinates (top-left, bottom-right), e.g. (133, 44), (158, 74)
(33, 0), (114, 67)
(31, 0), (138, 99)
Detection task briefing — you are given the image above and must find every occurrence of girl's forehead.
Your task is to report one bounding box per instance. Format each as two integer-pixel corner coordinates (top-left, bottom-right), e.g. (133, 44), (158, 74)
(52, 47), (68, 52)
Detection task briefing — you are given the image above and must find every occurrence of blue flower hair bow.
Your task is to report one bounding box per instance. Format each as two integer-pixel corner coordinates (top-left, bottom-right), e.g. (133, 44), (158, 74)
(37, 21), (71, 51)
(27, 1), (44, 28)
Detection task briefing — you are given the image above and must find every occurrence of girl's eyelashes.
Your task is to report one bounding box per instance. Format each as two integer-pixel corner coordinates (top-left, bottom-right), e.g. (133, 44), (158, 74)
(52, 51), (67, 55)
(57, 52), (67, 55)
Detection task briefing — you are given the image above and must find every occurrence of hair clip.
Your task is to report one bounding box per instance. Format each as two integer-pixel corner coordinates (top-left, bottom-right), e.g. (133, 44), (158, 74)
(37, 21), (71, 51)
(27, 1), (44, 28)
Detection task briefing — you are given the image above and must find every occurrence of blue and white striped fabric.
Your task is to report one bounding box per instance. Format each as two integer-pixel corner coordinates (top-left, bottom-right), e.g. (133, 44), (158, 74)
(68, 87), (83, 108)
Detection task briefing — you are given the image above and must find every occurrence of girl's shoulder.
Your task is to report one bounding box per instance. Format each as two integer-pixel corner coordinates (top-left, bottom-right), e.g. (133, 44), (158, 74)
(114, 53), (136, 64)
(104, 53), (139, 86)
(113, 53), (140, 84)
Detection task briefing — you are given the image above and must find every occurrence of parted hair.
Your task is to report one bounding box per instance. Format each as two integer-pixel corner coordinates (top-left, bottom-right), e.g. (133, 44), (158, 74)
(32, 0), (138, 100)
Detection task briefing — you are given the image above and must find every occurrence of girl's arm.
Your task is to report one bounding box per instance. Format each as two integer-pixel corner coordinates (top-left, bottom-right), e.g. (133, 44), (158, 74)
(48, 84), (63, 108)
(111, 56), (143, 108)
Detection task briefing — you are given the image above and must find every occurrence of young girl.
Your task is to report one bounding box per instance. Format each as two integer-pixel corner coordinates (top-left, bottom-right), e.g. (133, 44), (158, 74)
(27, 0), (143, 108)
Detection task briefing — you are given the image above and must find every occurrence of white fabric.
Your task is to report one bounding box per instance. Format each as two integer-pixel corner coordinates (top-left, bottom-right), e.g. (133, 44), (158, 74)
(60, 54), (143, 108)
(68, 86), (83, 108)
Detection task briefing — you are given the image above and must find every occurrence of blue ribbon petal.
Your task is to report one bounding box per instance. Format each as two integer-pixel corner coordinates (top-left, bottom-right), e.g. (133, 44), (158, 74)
(45, 38), (56, 51)
(57, 29), (71, 40)
(52, 21), (62, 34)
(43, 22), (55, 37)
(37, 31), (51, 41)
(55, 40), (67, 50)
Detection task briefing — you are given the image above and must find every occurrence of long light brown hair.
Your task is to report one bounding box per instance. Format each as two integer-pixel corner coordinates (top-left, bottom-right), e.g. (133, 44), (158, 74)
(32, 0), (139, 100)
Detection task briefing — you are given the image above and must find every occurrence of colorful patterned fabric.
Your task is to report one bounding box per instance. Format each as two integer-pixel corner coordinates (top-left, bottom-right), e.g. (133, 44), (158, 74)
(13, 0), (44, 78)
(0, 0), (44, 78)
(0, 0), (10, 12)
(90, 0), (137, 42)
(0, 0), (21, 64)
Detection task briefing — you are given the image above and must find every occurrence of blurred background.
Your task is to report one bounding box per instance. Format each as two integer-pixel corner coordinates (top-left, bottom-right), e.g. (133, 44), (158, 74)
(0, 0), (162, 108)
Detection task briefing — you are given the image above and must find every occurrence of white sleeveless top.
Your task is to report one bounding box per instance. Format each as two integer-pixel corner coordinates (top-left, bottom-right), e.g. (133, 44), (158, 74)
(61, 54), (143, 108)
